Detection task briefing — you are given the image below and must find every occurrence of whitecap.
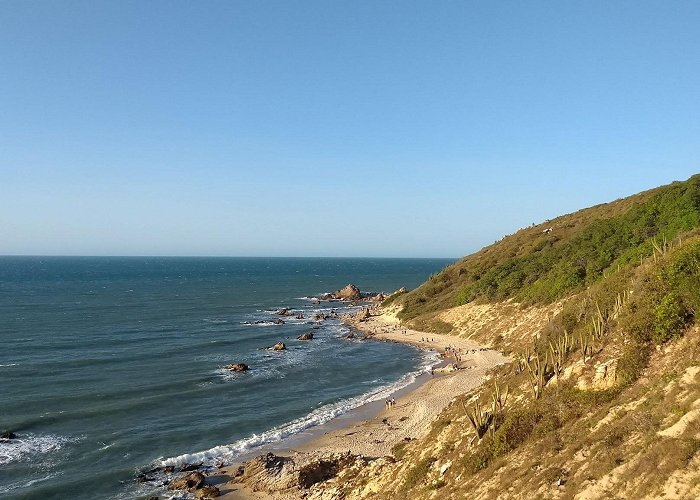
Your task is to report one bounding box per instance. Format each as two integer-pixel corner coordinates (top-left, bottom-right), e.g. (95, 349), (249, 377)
(0, 433), (75, 466)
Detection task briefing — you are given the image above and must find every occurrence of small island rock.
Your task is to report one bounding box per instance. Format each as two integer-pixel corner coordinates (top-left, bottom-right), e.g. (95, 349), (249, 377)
(334, 284), (362, 301)
(224, 363), (249, 372)
(297, 332), (314, 341)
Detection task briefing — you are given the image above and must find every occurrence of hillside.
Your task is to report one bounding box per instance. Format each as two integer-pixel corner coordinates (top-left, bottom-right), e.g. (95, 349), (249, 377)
(226, 174), (700, 499)
(333, 174), (700, 499)
(390, 174), (700, 334)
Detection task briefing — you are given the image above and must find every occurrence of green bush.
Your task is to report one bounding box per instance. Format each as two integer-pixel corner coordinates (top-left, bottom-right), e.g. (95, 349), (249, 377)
(403, 457), (437, 490)
(617, 342), (651, 386)
(653, 293), (690, 344)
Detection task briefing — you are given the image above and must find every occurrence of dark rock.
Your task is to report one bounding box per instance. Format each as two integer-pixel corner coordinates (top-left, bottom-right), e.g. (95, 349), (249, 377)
(224, 363), (249, 372)
(297, 332), (314, 341)
(180, 463), (202, 472)
(168, 471), (205, 491)
(1, 431), (17, 440)
(313, 312), (325, 321)
(295, 312), (304, 319)
(276, 308), (290, 316)
(344, 332), (355, 339)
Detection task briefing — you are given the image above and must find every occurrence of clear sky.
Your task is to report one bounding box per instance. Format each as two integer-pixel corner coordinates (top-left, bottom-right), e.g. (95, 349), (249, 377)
(1, 1), (699, 258)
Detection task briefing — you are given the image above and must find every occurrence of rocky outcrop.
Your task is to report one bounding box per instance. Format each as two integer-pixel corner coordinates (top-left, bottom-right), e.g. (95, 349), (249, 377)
(247, 319), (285, 325)
(276, 308), (291, 316)
(334, 284), (362, 301)
(317, 284), (367, 302)
(224, 363), (249, 372)
(195, 485), (220, 498)
(168, 471), (205, 491)
(232, 452), (363, 495)
(1, 431), (17, 440)
(272, 342), (286, 351)
(313, 312), (326, 321)
(297, 332), (314, 341)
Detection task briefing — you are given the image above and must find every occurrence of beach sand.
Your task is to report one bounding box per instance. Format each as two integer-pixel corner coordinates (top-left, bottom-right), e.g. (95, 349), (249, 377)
(213, 309), (509, 499)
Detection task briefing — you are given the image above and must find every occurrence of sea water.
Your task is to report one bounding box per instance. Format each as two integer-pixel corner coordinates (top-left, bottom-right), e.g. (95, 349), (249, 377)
(0, 257), (453, 499)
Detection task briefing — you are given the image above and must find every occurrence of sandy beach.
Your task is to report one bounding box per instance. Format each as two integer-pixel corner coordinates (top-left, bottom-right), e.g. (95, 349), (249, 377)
(211, 308), (509, 499)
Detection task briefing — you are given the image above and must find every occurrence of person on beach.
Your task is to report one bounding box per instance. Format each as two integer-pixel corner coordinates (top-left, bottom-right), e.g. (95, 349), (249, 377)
(391, 398), (396, 408)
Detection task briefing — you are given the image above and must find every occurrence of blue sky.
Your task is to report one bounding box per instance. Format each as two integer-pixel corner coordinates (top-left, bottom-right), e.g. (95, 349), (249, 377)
(1, 1), (699, 257)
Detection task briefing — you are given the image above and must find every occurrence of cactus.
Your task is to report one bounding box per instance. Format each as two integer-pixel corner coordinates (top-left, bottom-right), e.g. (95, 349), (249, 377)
(591, 303), (607, 340)
(610, 290), (629, 320)
(525, 352), (547, 399)
(463, 400), (492, 440)
(579, 331), (593, 362)
(547, 329), (575, 379)
(491, 382), (509, 414)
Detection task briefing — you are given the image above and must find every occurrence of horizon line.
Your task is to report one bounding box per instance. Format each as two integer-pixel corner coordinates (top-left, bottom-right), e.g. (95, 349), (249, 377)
(0, 254), (459, 260)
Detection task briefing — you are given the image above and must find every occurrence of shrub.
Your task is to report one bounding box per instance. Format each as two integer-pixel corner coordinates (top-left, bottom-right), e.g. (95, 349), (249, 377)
(653, 292), (690, 344)
(403, 457), (437, 490)
(617, 342), (651, 386)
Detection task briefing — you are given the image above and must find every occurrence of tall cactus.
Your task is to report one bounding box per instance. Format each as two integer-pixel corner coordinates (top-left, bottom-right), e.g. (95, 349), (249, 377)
(525, 352), (547, 399)
(463, 400), (492, 440)
(491, 382), (509, 414)
(579, 330), (593, 362)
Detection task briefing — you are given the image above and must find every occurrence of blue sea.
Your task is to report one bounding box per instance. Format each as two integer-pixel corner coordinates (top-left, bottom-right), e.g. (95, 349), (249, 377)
(0, 257), (453, 499)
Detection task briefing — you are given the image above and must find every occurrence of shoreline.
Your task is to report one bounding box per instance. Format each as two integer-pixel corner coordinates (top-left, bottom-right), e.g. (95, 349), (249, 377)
(212, 307), (509, 499)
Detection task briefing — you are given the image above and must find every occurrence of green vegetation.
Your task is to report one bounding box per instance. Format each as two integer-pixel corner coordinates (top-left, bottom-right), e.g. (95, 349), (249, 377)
(402, 456), (437, 490)
(396, 174), (700, 321)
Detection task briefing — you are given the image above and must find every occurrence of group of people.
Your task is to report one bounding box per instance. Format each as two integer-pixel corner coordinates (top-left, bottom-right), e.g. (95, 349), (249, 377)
(444, 344), (463, 362)
(384, 398), (396, 409)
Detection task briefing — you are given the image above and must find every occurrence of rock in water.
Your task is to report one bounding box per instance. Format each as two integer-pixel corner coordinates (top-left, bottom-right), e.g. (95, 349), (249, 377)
(276, 308), (290, 316)
(272, 342), (286, 351)
(1, 431), (17, 440)
(297, 332), (314, 341)
(224, 363), (249, 372)
(168, 471), (205, 491)
(334, 284), (362, 301)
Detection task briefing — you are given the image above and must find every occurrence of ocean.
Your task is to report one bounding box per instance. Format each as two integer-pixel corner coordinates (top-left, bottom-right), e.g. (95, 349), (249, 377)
(0, 256), (453, 499)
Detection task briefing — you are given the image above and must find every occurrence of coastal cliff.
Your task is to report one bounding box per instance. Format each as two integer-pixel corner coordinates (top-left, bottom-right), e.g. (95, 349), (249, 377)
(221, 174), (700, 499)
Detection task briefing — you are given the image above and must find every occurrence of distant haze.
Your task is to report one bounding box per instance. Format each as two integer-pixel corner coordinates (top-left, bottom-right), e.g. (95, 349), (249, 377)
(1, 1), (699, 258)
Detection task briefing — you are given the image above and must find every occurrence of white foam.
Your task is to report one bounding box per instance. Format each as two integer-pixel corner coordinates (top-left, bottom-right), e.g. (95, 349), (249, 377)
(160, 350), (440, 468)
(0, 363), (18, 367)
(0, 433), (74, 466)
